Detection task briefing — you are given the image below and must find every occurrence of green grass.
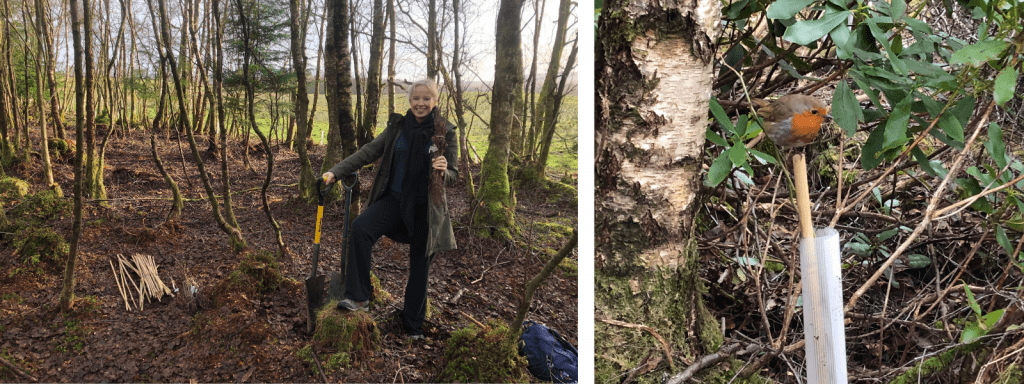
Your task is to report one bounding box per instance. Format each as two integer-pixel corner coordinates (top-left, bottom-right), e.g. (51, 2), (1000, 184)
(118, 85), (578, 178)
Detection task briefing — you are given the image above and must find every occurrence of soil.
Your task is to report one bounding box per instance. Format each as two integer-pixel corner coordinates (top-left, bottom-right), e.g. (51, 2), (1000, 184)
(0, 127), (578, 383)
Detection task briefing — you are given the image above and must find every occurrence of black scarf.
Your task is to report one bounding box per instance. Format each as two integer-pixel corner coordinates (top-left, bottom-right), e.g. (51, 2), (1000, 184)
(394, 107), (437, 239)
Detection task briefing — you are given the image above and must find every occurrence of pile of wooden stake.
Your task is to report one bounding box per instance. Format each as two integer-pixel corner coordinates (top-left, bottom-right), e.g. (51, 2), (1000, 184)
(109, 253), (175, 311)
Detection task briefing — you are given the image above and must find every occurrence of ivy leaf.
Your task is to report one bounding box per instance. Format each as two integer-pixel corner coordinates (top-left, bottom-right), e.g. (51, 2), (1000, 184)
(783, 11), (850, 45)
(994, 67), (1019, 106)
(950, 40), (1008, 67)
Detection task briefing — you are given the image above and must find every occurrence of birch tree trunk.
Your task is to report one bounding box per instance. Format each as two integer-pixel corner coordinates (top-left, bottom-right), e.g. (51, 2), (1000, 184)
(594, 0), (724, 381)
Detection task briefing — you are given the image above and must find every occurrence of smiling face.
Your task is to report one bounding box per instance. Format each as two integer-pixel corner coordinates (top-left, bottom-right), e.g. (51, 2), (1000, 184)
(409, 85), (437, 122)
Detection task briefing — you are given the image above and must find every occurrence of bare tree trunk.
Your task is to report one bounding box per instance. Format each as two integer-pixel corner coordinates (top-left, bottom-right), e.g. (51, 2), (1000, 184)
(426, 0), (437, 80)
(152, 0), (246, 252)
(360, 0), (384, 141)
(452, 0), (473, 198)
(530, 0), (572, 181)
(349, 1), (367, 146)
(150, 58), (182, 222)
(523, 0), (544, 159)
(594, 0), (724, 381)
(386, 0), (394, 114)
(534, 37), (575, 180)
(471, 0), (524, 239)
(322, 0), (356, 203)
(307, 3), (327, 133)
(290, 0), (317, 203)
(59, 0), (86, 312)
(234, 0), (287, 255)
(36, 0), (64, 140)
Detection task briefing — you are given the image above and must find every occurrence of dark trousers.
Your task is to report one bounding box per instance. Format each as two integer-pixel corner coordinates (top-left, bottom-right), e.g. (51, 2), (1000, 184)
(345, 192), (431, 334)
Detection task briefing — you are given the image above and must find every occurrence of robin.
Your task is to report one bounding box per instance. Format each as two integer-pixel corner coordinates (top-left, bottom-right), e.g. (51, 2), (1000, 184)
(755, 94), (830, 148)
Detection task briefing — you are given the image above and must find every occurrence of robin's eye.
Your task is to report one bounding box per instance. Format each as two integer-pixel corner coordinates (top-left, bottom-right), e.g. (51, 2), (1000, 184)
(811, 110), (819, 114)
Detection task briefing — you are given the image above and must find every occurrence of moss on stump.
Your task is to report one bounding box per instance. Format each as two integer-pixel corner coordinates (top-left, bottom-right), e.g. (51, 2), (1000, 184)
(437, 319), (527, 383)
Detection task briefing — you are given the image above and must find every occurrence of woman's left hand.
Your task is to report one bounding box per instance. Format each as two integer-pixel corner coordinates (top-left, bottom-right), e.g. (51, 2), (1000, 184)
(432, 156), (447, 171)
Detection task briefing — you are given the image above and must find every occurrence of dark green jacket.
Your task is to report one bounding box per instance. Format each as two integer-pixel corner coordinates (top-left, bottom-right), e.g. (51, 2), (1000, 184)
(328, 112), (459, 255)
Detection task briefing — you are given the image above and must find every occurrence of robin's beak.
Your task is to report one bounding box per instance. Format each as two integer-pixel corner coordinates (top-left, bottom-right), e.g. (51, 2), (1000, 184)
(826, 113), (833, 120)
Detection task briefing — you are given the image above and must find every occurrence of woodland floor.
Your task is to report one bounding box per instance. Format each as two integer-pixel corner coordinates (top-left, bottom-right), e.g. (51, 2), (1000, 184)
(0, 127), (578, 383)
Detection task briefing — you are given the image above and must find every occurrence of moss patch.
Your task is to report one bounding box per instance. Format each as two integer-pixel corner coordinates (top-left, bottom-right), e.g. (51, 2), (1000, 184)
(47, 138), (75, 160)
(11, 227), (69, 270)
(9, 189), (71, 228)
(312, 302), (380, 357)
(0, 177), (29, 203)
(237, 250), (284, 293)
(437, 320), (527, 383)
(370, 272), (391, 306)
(995, 363), (1024, 384)
(595, 239), (722, 383)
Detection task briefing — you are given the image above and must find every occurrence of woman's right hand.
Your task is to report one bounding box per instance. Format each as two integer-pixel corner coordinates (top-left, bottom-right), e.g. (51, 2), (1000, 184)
(322, 172), (336, 184)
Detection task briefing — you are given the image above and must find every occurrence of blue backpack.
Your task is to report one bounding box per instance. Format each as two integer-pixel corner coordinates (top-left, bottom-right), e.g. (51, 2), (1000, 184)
(519, 321), (578, 383)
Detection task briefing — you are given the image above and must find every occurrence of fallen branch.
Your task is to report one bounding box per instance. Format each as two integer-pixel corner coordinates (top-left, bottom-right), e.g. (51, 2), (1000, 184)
(0, 354), (38, 382)
(666, 343), (759, 384)
(459, 310), (487, 330)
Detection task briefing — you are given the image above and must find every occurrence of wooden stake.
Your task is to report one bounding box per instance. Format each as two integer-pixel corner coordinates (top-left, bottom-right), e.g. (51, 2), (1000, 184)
(792, 153), (815, 239)
(109, 259), (131, 311)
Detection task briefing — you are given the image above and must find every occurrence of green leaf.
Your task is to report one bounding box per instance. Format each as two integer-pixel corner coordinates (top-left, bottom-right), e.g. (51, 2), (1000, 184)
(833, 81), (861, 136)
(891, 0), (907, 20)
(728, 145), (748, 166)
(996, 226), (1014, 258)
(965, 284), (981, 315)
(710, 98), (735, 132)
(982, 309), (1005, 329)
(908, 254), (932, 269)
(994, 67), (1019, 106)
(938, 113), (965, 145)
(962, 321), (983, 343)
(862, 125), (888, 170)
(783, 11), (850, 45)
(766, 0), (817, 19)
(748, 148), (778, 165)
(736, 114), (750, 138)
(911, 147), (939, 177)
(883, 98), (912, 150)
(706, 128), (728, 146)
(878, 227), (900, 241)
(706, 152), (733, 187)
(985, 122), (1007, 169)
(950, 40), (1008, 67)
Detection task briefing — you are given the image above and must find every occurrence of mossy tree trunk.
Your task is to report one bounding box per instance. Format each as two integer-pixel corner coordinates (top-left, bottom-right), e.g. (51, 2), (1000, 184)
(59, 0), (86, 311)
(594, 0), (725, 381)
(471, 0), (523, 240)
(322, 0), (356, 204)
(289, 0), (317, 204)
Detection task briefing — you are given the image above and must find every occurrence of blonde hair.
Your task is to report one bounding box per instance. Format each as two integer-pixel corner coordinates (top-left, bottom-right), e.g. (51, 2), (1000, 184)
(406, 79), (439, 101)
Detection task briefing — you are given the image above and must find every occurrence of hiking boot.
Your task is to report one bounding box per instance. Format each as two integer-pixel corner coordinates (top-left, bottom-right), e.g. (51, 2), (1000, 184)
(337, 299), (369, 312)
(407, 333), (425, 340)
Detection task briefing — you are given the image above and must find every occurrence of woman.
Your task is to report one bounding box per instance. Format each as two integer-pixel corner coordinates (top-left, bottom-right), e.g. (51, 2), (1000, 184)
(322, 79), (458, 339)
